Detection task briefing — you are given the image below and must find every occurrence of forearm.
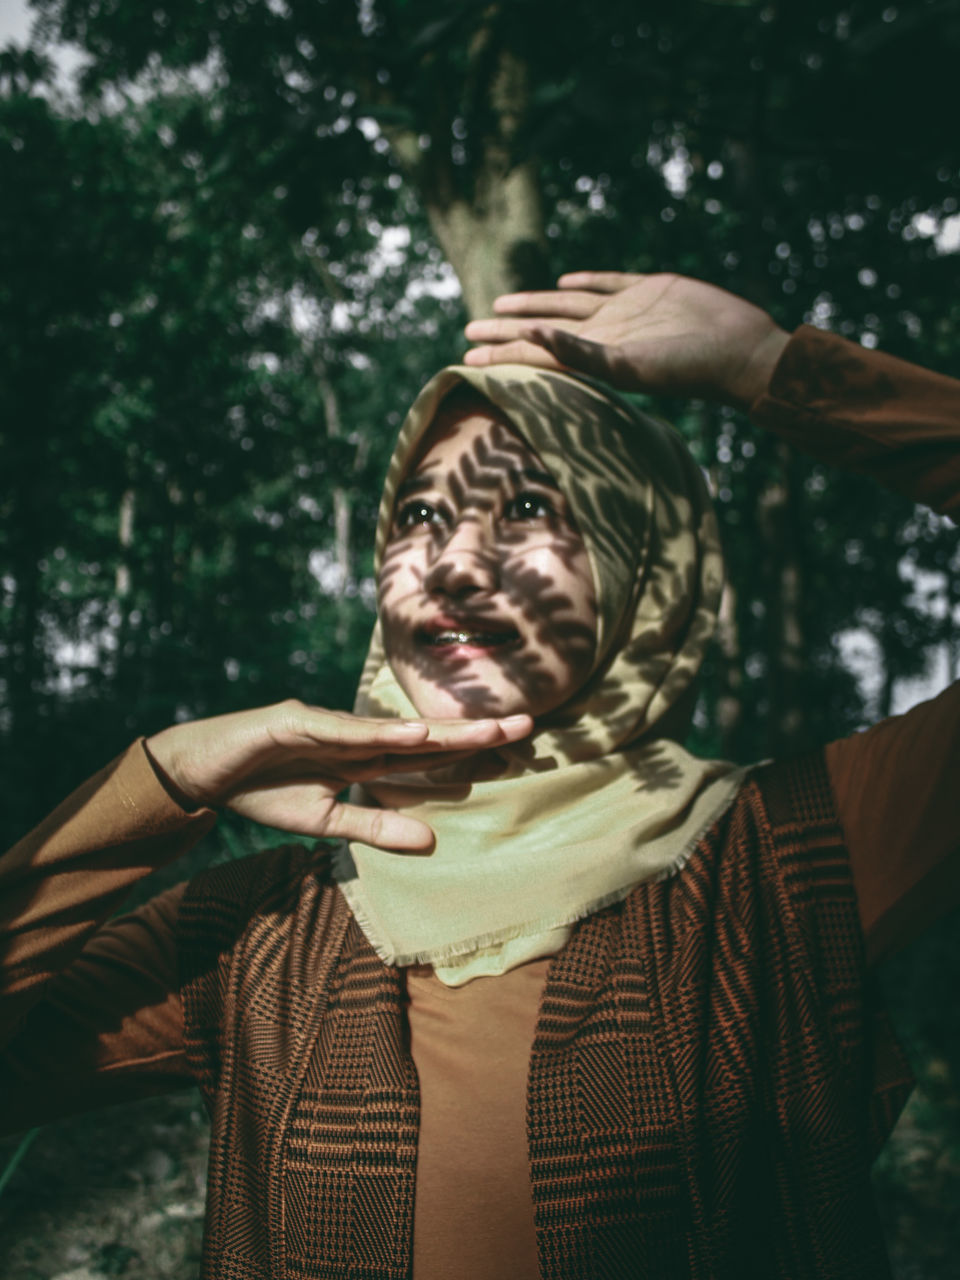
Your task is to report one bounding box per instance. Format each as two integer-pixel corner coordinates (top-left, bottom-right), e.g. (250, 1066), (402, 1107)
(826, 682), (960, 965)
(0, 740), (215, 1044)
(754, 325), (960, 961)
(751, 324), (960, 518)
(0, 878), (195, 1133)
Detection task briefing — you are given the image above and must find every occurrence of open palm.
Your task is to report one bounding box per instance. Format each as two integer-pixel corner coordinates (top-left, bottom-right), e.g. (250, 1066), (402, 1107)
(464, 271), (789, 410)
(147, 700), (531, 850)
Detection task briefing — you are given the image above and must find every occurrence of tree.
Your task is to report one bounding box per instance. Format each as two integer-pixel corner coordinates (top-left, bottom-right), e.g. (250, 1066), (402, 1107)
(0, 50), (464, 842)
(24, 0), (960, 762)
(3, 8), (960, 1270)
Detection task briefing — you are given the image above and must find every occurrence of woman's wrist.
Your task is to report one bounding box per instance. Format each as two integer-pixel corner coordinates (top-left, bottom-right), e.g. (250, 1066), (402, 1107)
(726, 324), (791, 412)
(143, 728), (207, 811)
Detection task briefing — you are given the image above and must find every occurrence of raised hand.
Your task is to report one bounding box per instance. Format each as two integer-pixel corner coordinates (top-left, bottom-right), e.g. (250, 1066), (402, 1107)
(146, 701), (532, 851)
(464, 271), (790, 410)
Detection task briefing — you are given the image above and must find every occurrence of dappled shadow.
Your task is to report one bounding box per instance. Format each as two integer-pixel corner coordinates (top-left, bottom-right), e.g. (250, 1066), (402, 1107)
(371, 363), (727, 757)
(360, 361), (729, 782)
(377, 412), (598, 723)
(337, 363), (740, 972)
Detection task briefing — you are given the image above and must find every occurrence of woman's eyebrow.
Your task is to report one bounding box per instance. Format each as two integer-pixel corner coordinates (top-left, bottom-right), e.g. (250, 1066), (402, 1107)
(395, 473), (437, 501)
(395, 466), (557, 504)
(514, 467), (560, 490)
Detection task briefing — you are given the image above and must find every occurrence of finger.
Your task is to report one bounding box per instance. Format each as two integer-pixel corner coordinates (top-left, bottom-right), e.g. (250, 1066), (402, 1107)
(280, 708), (431, 750)
(294, 711), (507, 750)
(557, 270), (645, 293)
(463, 338), (564, 370)
(239, 733), (518, 793)
(463, 316), (541, 343)
(333, 713), (531, 755)
(229, 787), (435, 851)
(403, 713), (532, 750)
(349, 744), (501, 779)
(288, 713), (530, 765)
(519, 325), (621, 382)
(322, 801), (435, 852)
(488, 290), (600, 319)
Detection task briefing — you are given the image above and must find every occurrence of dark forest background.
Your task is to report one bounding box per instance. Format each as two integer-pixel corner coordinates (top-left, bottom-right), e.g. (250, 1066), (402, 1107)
(1, 1), (959, 1276)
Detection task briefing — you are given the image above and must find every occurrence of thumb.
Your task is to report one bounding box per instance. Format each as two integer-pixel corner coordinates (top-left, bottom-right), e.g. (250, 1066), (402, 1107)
(323, 800), (436, 853)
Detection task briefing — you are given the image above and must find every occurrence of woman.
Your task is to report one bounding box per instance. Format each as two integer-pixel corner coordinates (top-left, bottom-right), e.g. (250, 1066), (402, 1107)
(1, 271), (957, 1279)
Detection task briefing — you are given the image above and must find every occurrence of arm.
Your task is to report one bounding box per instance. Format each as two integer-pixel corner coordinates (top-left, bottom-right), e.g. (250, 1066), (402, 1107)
(753, 324), (960, 963)
(0, 743), (213, 1131)
(465, 272), (960, 961)
(0, 742), (214, 1050)
(463, 270), (791, 410)
(1, 705), (533, 1131)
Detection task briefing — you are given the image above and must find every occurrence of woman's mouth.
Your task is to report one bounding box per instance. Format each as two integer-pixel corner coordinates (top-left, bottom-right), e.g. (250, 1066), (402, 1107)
(417, 623), (521, 651)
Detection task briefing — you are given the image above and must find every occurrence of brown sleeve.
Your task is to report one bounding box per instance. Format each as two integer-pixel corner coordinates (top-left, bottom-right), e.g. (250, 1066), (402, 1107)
(0, 742), (216, 1132)
(824, 687), (960, 965)
(752, 325), (960, 963)
(0, 882), (192, 1131)
(751, 323), (960, 518)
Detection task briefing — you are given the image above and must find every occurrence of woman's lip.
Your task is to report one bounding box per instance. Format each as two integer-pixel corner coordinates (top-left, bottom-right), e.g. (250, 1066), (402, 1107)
(421, 638), (521, 659)
(415, 624), (522, 654)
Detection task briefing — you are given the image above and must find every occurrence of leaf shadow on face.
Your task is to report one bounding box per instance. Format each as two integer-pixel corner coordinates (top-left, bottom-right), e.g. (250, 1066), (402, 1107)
(378, 417), (598, 721)
(373, 375), (716, 799)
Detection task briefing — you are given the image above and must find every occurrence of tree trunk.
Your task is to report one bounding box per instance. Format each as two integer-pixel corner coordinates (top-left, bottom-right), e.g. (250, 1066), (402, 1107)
(318, 375), (353, 601)
(701, 408), (745, 755)
(108, 485), (136, 711)
(714, 580), (745, 750)
(727, 30), (808, 755)
(317, 373), (357, 647)
(3, 541), (44, 838)
(757, 446), (806, 753)
(946, 573), (960, 684)
(381, 23), (550, 319)
(115, 487), (135, 599)
(424, 157), (546, 319)
(7, 550), (42, 737)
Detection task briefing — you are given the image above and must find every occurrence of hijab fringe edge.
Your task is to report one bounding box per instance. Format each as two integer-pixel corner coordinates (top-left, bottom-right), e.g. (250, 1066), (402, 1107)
(339, 766), (750, 969)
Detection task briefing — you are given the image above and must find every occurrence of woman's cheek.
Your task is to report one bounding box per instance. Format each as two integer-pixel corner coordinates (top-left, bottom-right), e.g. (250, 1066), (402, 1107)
(378, 550), (423, 617)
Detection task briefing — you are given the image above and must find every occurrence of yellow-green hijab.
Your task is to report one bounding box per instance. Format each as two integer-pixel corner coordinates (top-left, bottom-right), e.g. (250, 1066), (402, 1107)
(332, 364), (746, 985)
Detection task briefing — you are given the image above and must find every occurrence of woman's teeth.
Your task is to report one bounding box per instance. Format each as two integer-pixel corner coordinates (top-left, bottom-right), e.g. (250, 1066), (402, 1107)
(428, 630), (514, 647)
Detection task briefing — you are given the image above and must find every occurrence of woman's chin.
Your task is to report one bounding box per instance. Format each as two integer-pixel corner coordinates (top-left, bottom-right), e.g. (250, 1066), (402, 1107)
(401, 675), (533, 722)
(411, 692), (528, 721)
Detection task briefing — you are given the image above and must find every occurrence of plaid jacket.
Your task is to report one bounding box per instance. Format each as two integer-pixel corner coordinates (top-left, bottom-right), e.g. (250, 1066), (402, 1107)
(179, 752), (912, 1280)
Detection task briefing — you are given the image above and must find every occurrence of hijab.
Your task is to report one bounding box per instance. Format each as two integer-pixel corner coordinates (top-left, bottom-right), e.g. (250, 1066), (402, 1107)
(331, 363), (746, 985)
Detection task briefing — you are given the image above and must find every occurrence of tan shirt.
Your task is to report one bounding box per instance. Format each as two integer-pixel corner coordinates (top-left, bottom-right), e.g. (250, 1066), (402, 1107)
(1, 324), (959, 1278)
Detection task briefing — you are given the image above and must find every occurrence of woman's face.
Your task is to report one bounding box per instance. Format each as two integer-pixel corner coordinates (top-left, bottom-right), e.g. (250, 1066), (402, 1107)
(378, 400), (598, 720)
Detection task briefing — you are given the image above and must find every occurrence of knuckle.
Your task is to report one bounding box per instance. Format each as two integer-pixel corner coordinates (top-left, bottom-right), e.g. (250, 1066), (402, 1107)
(274, 697), (306, 728)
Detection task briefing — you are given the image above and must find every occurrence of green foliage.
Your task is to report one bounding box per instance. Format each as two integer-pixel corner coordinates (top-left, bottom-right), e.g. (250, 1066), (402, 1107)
(2, 0), (958, 819)
(0, 50), (464, 843)
(1, 3), (959, 1268)
(18, 0), (959, 763)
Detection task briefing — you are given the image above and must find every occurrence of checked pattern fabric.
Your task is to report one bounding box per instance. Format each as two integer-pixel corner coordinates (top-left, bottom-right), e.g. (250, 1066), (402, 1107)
(178, 753), (912, 1280)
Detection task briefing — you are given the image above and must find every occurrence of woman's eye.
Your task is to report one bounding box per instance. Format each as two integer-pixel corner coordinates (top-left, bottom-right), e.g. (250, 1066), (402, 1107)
(504, 492), (555, 522)
(396, 500), (445, 530)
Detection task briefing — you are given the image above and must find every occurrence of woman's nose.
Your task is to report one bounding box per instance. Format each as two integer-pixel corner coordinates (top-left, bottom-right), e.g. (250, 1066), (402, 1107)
(424, 516), (499, 598)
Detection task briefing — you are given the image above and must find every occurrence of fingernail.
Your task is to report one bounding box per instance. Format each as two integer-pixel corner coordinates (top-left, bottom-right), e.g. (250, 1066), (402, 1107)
(501, 714), (531, 727)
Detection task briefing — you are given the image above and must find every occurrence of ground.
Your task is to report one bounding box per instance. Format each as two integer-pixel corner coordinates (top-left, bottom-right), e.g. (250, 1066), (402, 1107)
(1, 1081), (958, 1278)
(0, 1091), (208, 1280)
